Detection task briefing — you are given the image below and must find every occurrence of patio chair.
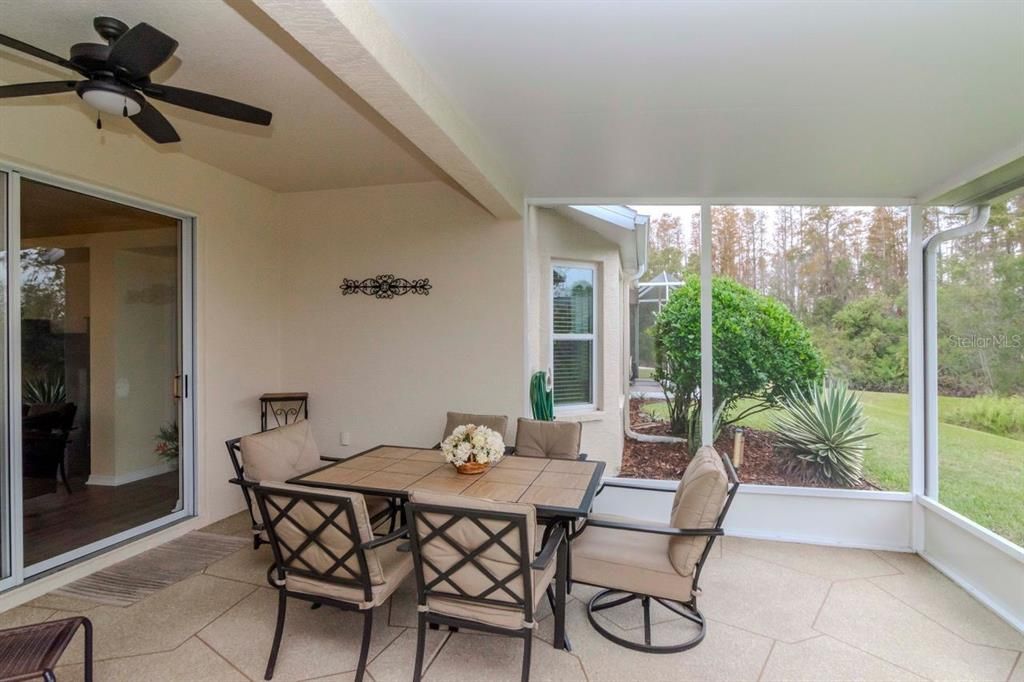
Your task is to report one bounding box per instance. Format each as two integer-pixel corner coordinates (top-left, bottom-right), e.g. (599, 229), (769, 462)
(0, 616), (93, 682)
(571, 445), (739, 653)
(226, 421), (395, 549)
(252, 482), (412, 682)
(406, 491), (566, 682)
(438, 411), (509, 444)
(513, 418), (585, 460)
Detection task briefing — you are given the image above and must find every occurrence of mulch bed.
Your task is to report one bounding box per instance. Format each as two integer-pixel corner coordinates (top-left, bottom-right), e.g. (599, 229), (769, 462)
(622, 398), (877, 489)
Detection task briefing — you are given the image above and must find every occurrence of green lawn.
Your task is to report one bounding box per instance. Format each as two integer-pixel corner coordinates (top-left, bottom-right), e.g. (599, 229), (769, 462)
(642, 391), (1024, 546)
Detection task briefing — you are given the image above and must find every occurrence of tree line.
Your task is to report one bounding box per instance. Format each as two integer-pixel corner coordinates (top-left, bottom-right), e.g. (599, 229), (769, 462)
(644, 194), (1023, 397)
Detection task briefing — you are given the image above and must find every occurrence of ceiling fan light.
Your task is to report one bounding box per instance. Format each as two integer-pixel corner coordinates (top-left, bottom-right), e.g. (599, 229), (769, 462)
(81, 87), (142, 117)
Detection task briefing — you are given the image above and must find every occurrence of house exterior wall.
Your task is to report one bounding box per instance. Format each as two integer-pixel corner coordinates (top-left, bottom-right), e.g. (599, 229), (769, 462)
(274, 181), (525, 454)
(527, 207), (625, 473)
(0, 103), (283, 524)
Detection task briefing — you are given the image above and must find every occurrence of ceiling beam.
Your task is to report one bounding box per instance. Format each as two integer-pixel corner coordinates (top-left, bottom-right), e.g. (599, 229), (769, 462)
(250, 0), (522, 218)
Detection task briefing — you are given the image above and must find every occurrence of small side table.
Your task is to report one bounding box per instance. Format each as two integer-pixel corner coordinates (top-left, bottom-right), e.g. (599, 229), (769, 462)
(260, 392), (309, 432)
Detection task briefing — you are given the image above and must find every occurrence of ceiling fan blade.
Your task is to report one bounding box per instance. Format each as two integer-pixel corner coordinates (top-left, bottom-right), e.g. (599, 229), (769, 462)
(0, 80), (77, 98)
(107, 23), (178, 80)
(142, 84), (272, 126)
(129, 102), (180, 144)
(0, 34), (87, 76)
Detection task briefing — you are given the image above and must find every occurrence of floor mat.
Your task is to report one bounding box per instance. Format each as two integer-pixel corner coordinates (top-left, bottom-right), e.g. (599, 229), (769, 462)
(51, 531), (250, 607)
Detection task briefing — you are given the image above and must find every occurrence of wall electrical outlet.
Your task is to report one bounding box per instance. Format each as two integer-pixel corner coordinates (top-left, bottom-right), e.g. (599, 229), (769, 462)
(341, 431), (351, 446)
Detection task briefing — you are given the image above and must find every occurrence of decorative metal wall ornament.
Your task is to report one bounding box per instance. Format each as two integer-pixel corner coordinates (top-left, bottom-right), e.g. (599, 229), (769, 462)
(340, 274), (432, 299)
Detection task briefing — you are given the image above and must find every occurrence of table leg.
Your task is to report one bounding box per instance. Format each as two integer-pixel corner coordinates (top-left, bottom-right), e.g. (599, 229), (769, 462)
(554, 525), (572, 651)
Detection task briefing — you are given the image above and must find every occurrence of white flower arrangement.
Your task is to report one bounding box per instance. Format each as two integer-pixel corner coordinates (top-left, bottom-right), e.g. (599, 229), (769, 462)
(441, 424), (506, 467)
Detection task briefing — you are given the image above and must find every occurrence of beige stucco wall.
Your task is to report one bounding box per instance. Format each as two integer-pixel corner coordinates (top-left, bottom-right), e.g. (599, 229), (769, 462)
(274, 181), (525, 453)
(528, 208), (625, 473)
(1, 102), (284, 522)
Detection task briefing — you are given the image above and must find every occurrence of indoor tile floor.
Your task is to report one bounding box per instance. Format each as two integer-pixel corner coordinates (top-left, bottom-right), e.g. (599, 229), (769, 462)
(2, 512), (1021, 682)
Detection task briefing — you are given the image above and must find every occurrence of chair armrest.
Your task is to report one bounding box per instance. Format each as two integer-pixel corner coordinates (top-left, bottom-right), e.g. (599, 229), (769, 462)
(596, 480), (674, 496)
(584, 518), (722, 538)
(531, 525), (566, 570)
(319, 455), (344, 462)
(229, 477), (258, 489)
(362, 526), (408, 550)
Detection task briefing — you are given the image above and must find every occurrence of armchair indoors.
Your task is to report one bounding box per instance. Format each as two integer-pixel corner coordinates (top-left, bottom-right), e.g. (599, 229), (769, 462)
(571, 446), (739, 653)
(226, 421), (395, 549)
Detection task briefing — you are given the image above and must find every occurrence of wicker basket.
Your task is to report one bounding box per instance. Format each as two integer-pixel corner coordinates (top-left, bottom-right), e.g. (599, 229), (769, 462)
(455, 461), (489, 475)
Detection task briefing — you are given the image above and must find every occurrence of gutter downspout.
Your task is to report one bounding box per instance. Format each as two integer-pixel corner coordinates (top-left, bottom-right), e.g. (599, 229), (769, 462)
(922, 205), (990, 498)
(622, 216), (686, 444)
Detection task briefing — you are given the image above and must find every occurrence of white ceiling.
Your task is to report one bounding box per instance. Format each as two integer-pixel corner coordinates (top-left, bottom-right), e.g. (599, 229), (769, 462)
(0, 0), (436, 192)
(371, 0), (1024, 202)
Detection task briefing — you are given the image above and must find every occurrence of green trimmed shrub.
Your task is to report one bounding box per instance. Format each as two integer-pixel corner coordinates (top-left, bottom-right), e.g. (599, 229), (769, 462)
(651, 276), (825, 453)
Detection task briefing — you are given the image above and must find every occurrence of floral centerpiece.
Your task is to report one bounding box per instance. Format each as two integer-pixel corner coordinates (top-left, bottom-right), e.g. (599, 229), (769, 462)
(441, 424), (505, 475)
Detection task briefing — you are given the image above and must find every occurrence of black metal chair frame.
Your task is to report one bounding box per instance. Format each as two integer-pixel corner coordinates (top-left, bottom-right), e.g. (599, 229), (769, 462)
(253, 483), (408, 682)
(406, 500), (567, 682)
(226, 436), (397, 549)
(573, 451), (740, 654)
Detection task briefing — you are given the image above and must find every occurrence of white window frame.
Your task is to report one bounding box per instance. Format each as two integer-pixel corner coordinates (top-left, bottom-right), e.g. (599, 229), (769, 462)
(551, 260), (598, 413)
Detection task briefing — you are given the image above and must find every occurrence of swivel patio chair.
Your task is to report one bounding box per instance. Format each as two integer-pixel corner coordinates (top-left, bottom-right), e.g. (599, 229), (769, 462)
(571, 445), (739, 653)
(513, 418), (585, 460)
(227, 421), (395, 549)
(406, 490), (566, 682)
(252, 482), (412, 681)
(0, 616), (93, 682)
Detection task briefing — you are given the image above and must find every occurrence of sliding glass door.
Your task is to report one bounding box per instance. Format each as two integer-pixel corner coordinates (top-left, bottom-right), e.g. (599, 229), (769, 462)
(1, 169), (194, 585)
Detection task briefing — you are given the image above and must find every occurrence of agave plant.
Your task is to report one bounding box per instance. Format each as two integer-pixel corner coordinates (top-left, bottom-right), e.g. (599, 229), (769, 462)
(23, 373), (67, 405)
(770, 381), (875, 487)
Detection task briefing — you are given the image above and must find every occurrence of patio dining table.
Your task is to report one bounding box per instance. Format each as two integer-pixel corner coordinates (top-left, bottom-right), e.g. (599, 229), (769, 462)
(288, 444), (606, 651)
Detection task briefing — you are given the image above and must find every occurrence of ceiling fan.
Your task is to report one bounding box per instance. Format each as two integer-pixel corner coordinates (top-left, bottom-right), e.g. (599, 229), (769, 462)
(0, 16), (272, 144)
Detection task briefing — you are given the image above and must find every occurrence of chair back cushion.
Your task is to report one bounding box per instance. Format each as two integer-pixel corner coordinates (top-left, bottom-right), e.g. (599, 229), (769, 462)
(514, 418), (582, 459)
(257, 481), (384, 585)
(443, 412), (509, 443)
(667, 446), (728, 577)
(240, 421), (321, 482)
(408, 490), (535, 610)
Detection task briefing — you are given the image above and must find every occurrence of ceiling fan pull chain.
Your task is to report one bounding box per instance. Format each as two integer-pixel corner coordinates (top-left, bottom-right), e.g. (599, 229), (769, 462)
(96, 113), (102, 130)
(122, 97), (128, 117)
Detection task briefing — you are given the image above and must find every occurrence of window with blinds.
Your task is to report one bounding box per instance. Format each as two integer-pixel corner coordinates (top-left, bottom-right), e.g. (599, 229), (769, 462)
(552, 264), (596, 407)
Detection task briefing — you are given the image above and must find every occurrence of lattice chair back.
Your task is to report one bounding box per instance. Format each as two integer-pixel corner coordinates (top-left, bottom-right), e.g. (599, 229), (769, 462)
(254, 482), (381, 604)
(406, 491), (539, 629)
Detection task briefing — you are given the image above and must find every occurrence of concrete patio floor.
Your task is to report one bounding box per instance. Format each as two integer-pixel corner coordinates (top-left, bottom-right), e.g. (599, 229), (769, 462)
(3, 511), (1021, 682)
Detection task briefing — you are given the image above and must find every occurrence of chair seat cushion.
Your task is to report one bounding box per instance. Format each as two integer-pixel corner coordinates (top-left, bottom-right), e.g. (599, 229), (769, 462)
(285, 540), (413, 609)
(426, 561), (556, 630)
(571, 514), (694, 602)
